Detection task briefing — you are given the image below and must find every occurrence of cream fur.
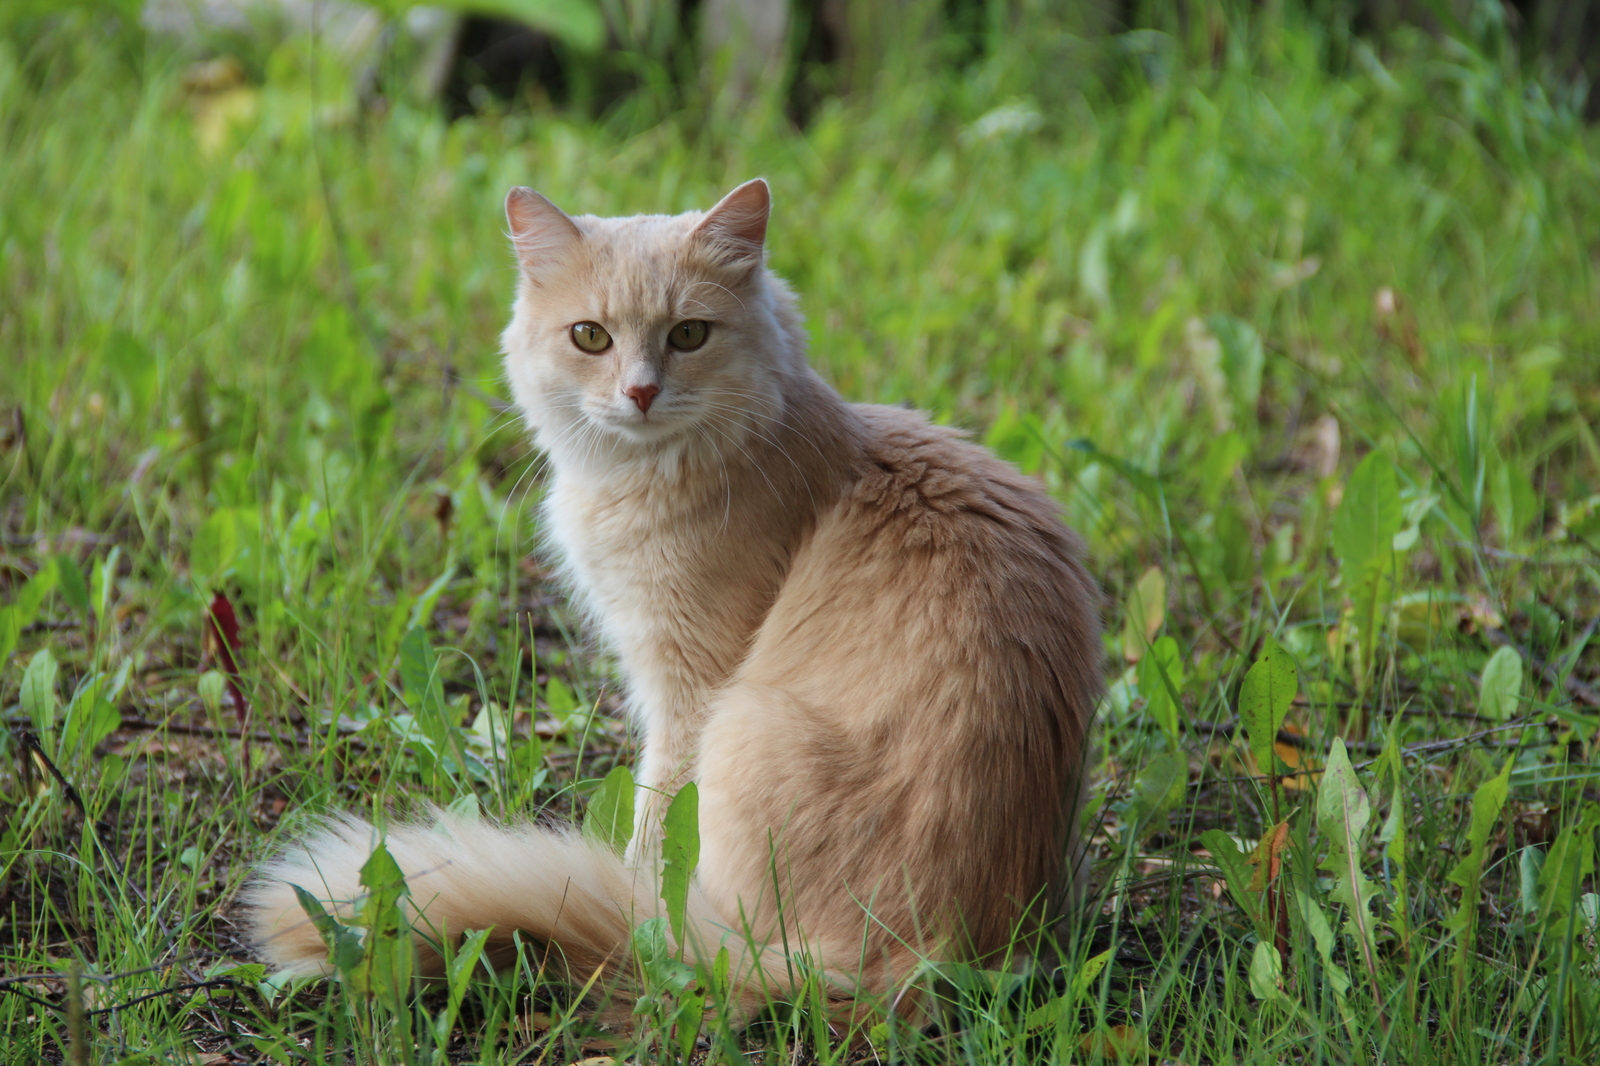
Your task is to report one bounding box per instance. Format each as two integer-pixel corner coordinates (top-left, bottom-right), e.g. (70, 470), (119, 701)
(242, 179), (1103, 1018)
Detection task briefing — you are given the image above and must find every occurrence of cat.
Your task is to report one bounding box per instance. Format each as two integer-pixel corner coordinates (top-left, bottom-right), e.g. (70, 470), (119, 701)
(242, 178), (1103, 1021)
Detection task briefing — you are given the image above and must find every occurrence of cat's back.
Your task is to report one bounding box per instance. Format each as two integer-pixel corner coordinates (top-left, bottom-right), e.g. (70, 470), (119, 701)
(747, 401), (1102, 713)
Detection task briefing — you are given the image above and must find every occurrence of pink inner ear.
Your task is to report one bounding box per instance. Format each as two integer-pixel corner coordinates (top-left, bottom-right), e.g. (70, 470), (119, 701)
(693, 179), (770, 259)
(506, 187), (581, 270)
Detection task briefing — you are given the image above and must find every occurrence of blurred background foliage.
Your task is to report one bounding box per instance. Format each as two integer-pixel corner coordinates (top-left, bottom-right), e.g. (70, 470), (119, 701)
(1, 1), (1599, 1063)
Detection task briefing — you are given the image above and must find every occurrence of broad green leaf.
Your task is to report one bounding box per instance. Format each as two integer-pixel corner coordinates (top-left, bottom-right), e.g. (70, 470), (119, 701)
(1248, 941), (1285, 1002)
(584, 764), (635, 854)
(511, 732), (547, 789)
(208, 961), (266, 984)
(1296, 890), (1360, 1040)
(291, 884), (365, 975)
(1536, 804), (1600, 949)
(448, 927), (490, 994)
(1198, 431), (1248, 507)
(1345, 566), (1394, 696)
(445, 792), (480, 822)
(1123, 750), (1187, 839)
(1239, 637), (1297, 778)
(1121, 566), (1165, 660)
(21, 648), (59, 735)
(1, 554), (75, 667)
(1446, 757), (1512, 997)
(435, 927), (492, 1047)
(470, 701), (514, 753)
(1295, 891), (1352, 1001)
(57, 674), (122, 760)
(92, 547), (120, 622)
(1070, 948), (1112, 1002)
(674, 988), (706, 1060)
(1519, 846), (1545, 917)
(399, 627), (444, 715)
(53, 556), (90, 615)
(356, 842), (414, 1019)
(713, 945), (731, 998)
(102, 329), (158, 410)
(544, 674), (579, 714)
(5, 564), (59, 665)
(1024, 995), (1069, 1033)
(1215, 505), (1254, 585)
(1490, 452), (1537, 547)
(1375, 720), (1411, 941)
(1139, 635), (1184, 743)
(1006, 959), (1090, 1033)
(1447, 759), (1513, 891)
(77, 695), (122, 755)
(630, 915), (675, 972)
(1199, 829), (1269, 942)
(197, 670), (229, 714)
(190, 507), (261, 587)
(18, 563), (57, 621)
(99, 753), (127, 787)
(1316, 739), (1380, 976)
(1332, 452), (1402, 574)
(1478, 645), (1523, 720)
(660, 783), (701, 947)
(1209, 315), (1265, 419)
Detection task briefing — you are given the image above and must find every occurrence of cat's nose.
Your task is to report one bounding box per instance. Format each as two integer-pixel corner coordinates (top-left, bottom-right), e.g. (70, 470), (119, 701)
(624, 383), (661, 413)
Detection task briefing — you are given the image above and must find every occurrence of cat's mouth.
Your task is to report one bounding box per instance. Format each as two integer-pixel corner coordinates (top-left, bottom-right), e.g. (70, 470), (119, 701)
(586, 401), (690, 444)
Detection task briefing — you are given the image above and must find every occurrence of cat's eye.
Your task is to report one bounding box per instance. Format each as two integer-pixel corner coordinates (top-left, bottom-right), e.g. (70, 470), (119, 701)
(667, 320), (709, 352)
(570, 321), (612, 353)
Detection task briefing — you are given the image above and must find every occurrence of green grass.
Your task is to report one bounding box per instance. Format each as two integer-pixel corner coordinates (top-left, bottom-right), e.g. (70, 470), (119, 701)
(3, 3), (1599, 1063)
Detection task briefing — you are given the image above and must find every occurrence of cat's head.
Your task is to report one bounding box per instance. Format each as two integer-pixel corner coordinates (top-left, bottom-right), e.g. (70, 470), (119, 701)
(500, 179), (796, 462)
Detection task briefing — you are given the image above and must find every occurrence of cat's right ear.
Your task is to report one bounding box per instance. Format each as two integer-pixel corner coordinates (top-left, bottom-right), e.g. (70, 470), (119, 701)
(691, 178), (770, 270)
(505, 187), (581, 275)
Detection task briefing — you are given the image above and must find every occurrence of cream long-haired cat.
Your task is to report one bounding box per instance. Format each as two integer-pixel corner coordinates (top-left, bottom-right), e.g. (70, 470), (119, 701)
(244, 179), (1102, 1017)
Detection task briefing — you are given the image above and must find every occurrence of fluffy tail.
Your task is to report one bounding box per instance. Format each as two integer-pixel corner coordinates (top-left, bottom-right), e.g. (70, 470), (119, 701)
(241, 812), (786, 1010)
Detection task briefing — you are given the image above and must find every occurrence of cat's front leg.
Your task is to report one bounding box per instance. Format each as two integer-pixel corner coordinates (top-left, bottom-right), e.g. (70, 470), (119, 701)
(622, 678), (706, 866)
(626, 737), (696, 865)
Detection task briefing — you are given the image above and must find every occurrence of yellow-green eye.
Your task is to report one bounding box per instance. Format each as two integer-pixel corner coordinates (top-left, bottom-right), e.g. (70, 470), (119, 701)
(570, 321), (612, 353)
(667, 320), (709, 352)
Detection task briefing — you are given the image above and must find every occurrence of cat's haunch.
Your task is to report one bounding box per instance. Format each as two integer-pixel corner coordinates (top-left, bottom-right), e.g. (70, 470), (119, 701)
(243, 179), (1103, 1024)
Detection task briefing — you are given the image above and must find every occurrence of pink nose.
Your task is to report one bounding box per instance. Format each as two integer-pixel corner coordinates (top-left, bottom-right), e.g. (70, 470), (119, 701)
(625, 384), (660, 413)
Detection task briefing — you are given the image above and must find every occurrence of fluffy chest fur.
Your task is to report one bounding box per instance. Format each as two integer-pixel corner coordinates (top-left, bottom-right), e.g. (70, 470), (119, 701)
(543, 456), (799, 699)
(550, 467), (774, 656)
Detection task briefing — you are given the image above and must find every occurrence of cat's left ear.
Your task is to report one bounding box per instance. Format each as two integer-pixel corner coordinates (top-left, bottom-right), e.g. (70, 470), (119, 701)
(691, 178), (770, 269)
(506, 187), (581, 275)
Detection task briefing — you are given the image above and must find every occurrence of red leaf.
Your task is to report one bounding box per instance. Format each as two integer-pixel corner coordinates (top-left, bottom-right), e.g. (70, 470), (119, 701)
(204, 592), (249, 725)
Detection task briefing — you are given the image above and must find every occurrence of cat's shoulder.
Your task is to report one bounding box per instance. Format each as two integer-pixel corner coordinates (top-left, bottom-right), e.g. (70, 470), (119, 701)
(848, 401), (963, 452)
(842, 402), (1063, 539)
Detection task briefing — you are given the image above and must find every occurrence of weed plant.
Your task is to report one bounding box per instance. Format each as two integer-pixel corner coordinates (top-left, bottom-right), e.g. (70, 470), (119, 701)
(2, 2), (1598, 1063)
